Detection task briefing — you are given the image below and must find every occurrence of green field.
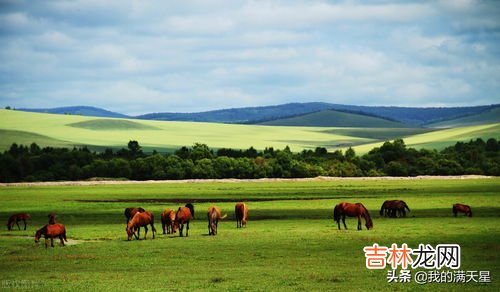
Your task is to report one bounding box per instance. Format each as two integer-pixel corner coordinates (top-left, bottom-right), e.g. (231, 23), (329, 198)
(1, 109), (499, 153)
(0, 178), (499, 291)
(259, 109), (407, 128)
(427, 107), (500, 128)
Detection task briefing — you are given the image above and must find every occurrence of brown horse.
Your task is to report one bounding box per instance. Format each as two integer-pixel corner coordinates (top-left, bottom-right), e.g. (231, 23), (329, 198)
(126, 211), (156, 240)
(207, 206), (227, 236)
(48, 212), (57, 224)
(124, 207), (145, 237)
(7, 213), (31, 231)
(160, 209), (176, 234)
(453, 203), (472, 217)
(35, 223), (67, 248)
(380, 200), (410, 218)
(334, 202), (373, 230)
(173, 204), (194, 237)
(235, 203), (248, 228)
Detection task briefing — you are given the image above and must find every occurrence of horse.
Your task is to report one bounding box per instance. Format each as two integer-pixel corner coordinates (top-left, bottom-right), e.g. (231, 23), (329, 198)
(7, 213), (31, 231)
(124, 207), (145, 237)
(35, 223), (67, 248)
(380, 200), (410, 218)
(173, 205), (194, 237)
(235, 203), (248, 228)
(207, 206), (227, 236)
(334, 202), (373, 230)
(48, 212), (57, 224)
(160, 209), (176, 234)
(453, 203), (472, 217)
(126, 211), (156, 241)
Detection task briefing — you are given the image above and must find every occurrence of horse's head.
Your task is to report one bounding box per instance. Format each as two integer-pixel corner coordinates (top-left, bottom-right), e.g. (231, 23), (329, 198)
(172, 222), (178, 234)
(126, 226), (135, 241)
(34, 229), (42, 243)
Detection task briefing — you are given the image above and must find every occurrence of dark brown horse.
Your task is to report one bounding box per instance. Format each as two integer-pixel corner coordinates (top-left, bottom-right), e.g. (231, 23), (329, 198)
(7, 213), (31, 231)
(48, 212), (57, 224)
(235, 203), (248, 228)
(126, 211), (156, 240)
(453, 203), (472, 217)
(160, 209), (176, 234)
(207, 206), (227, 235)
(334, 202), (373, 230)
(380, 200), (410, 218)
(124, 207), (145, 237)
(35, 223), (67, 248)
(173, 204), (194, 237)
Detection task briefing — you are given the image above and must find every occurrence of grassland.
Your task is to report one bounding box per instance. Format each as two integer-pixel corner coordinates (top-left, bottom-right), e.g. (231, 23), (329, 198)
(427, 107), (500, 128)
(0, 178), (499, 291)
(1, 109), (499, 154)
(259, 110), (407, 128)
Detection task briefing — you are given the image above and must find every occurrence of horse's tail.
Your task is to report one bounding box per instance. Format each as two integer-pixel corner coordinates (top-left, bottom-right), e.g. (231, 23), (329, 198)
(63, 229), (68, 242)
(468, 207), (473, 217)
(333, 204), (340, 222)
(185, 203), (195, 219)
(220, 214), (227, 220)
(379, 202), (386, 216)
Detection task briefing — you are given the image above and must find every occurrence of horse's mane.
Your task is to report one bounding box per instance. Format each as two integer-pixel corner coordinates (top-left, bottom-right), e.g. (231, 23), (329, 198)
(185, 203), (195, 218)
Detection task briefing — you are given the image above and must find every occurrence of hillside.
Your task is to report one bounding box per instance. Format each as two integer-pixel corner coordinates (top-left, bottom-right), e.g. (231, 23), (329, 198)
(1, 109), (499, 154)
(426, 107), (500, 128)
(258, 109), (408, 128)
(18, 106), (129, 118)
(135, 103), (499, 126)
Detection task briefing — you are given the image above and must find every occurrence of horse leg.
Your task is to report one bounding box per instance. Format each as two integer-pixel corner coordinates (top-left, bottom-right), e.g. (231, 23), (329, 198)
(180, 224), (184, 237)
(16, 220), (20, 231)
(45, 238), (49, 249)
(50, 238), (54, 247)
(152, 223), (156, 239)
(208, 220), (211, 235)
(186, 221), (189, 237)
(143, 226), (148, 240)
(59, 236), (65, 246)
(162, 221), (166, 234)
(342, 215), (347, 230)
(23, 219), (27, 230)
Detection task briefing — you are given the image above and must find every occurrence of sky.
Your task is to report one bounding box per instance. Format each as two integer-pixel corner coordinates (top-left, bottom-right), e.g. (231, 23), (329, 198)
(0, 0), (499, 115)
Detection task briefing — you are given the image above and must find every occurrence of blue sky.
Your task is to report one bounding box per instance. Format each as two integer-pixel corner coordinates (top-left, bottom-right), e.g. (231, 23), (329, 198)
(1, 0), (499, 115)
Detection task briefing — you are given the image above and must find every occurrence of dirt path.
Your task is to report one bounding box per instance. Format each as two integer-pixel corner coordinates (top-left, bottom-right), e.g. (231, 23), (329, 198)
(0, 175), (493, 187)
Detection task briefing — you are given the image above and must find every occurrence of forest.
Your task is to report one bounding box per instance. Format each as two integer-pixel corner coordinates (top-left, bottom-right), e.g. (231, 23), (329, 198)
(0, 138), (498, 182)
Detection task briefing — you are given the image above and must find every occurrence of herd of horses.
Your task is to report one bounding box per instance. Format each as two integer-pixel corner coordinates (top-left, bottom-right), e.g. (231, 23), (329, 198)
(5, 201), (472, 247)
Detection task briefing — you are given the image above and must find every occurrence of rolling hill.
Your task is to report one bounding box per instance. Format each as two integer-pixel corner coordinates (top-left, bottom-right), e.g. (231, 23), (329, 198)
(426, 107), (500, 128)
(1, 109), (498, 154)
(18, 106), (129, 118)
(17, 103), (500, 127)
(258, 109), (408, 128)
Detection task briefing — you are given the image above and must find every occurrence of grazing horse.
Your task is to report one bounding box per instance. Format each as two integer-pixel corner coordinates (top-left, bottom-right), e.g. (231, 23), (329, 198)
(48, 212), (57, 224)
(453, 203), (472, 217)
(235, 203), (248, 228)
(173, 206), (193, 237)
(126, 211), (156, 240)
(124, 207), (145, 237)
(334, 202), (373, 230)
(380, 200), (411, 218)
(7, 213), (31, 231)
(207, 206), (227, 236)
(160, 209), (176, 234)
(35, 223), (67, 248)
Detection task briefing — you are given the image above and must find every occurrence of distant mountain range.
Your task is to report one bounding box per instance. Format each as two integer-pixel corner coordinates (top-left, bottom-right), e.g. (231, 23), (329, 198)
(16, 102), (500, 128)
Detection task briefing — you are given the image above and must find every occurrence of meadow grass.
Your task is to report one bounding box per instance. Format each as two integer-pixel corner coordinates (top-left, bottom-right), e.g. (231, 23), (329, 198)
(1, 109), (499, 153)
(0, 178), (499, 291)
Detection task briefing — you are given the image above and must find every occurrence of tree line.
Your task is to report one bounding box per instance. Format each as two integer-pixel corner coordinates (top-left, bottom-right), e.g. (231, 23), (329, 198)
(0, 138), (498, 182)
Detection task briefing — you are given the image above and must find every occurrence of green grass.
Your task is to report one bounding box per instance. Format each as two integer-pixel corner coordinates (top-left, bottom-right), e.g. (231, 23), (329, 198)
(260, 109), (407, 128)
(68, 119), (161, 131)
(1, 109), (499, 154)
(0, 178), (499, 291)
(427, 107), (500, 128)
